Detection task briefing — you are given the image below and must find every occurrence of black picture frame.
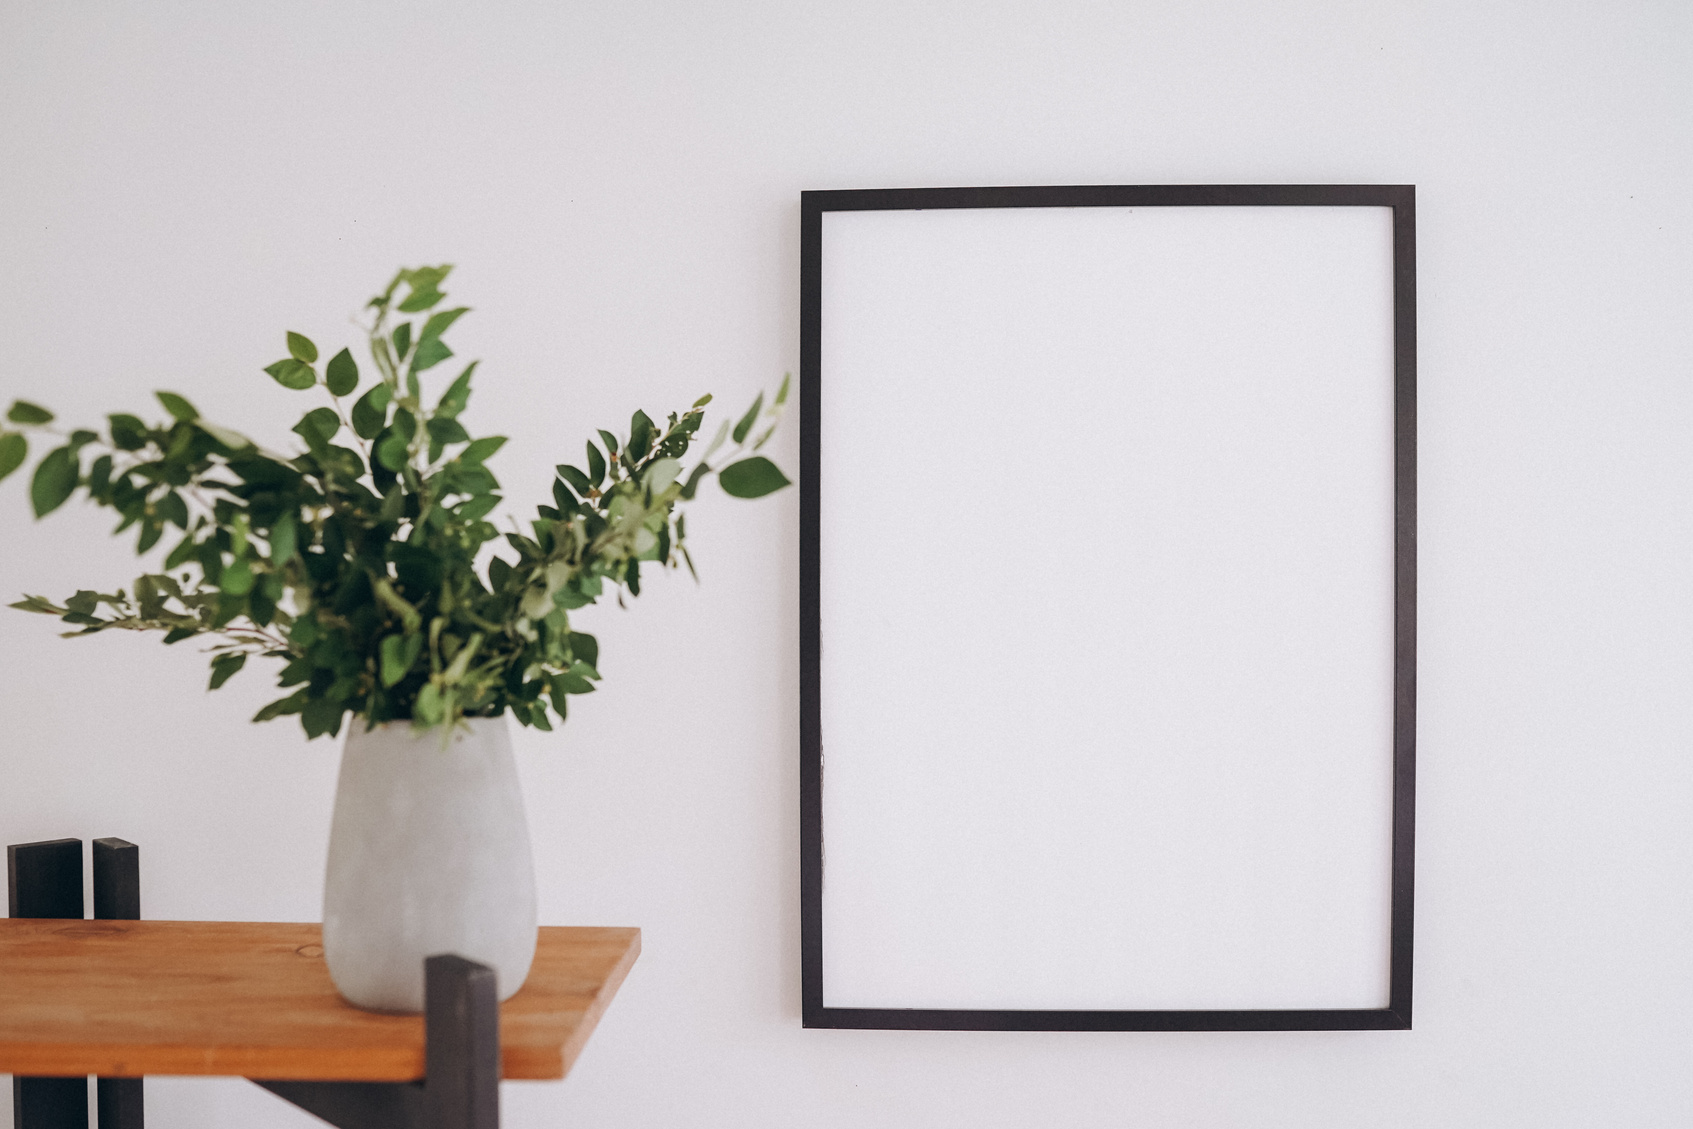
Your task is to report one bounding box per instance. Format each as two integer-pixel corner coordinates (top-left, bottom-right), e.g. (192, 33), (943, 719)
(800, 184), (1416, 1032)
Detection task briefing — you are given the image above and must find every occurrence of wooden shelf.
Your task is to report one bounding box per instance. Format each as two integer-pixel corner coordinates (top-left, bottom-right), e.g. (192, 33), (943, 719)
(0, 920), (639, 1082)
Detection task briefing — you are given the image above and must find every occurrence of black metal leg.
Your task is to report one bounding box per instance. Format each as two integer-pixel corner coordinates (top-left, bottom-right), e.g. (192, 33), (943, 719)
(91, 839), (142, 1129)
(255, 954), (501, 1129)
(8, 839), (89, 1129)
(12, 1081), (87, 1129)
(254, 1080), (427, 1128)
(7, 839), (83, 919)
(91, 840), (139, 922)
(91, 1084), (138, 1129)
(424, 955), (499, 1129)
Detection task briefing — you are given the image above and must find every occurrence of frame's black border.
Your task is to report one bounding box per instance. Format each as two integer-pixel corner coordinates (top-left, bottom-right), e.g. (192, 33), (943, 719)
(799, 184), (1416, 1032)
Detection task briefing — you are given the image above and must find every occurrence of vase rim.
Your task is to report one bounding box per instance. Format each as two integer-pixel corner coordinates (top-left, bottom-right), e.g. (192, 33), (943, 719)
(349, 715), (511, 736)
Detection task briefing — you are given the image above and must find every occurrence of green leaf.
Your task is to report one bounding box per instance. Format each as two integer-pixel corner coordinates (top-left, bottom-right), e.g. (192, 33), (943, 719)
(679, 461), (710, 500)
(449, 464), (498, 495)
(375, 432), (409, 471)
(321, 445), (364, 480)
(385, 545), (442, 606)
(462, 436), (506, 465)
(249, 581), (277, 627)
(0, 432), (25, 483)
(391, 322), (412, 360)
(351, 383), (392, 439)
(107, 414), (147, 450)
(628, 410), (655, 462)
(325, 348), (359, 397)
(419, 306), (469, 342)
(197, 421), (253, 450)
(426, 416), (469, 447)
(719, 456), (790, 498)
(220, 557), (254, 596)
(643, 457), (681, 495)
(436, 362), (476, 418)
(774, 372), (791, 406)
(164, 533), (197, 570)
(155, 391), (199, 422)
(157, 491), (189, 529)
(208, 652), (247, 690)
(568, 631), (598, 670)
(30, 446), (77, 517)
(732, 393), (763, 444)
(456, 494), (501, 522)
(410, 336), (453, 373)
(408, 265), (452, 289)
(293, 406), (340, 447)
(264, 359), (316, 390)
(252, 688), (308, 721)
(276, 660), (315, 694)
(270, 513), (297, 563)
(379, 484), (406, 522)
(287, 332), (319, 364)
(290, 615), (319, 649)
(305, 407), (341, 440)
(196, 540), (222, 585)
(136, 520), (164, 554)
(693, 393), (713, 408)
(556, 464), (591, 494)
(302, 697), (345, 739)
(398, 288), (443, 313)
(488, 555), (513, 592)
(585, 441), (606, 487)
(163, 625), (198, 644)
(552, 588), (591, 611)
(413, 683), (444, 726)
(133, 575), (162, 616)
(552, 671), (596, 696)
(380, 632), (423, 687)
(7, 401), (53, 425)
(597, 429), (619, 456)
(87, 454), (113, 497)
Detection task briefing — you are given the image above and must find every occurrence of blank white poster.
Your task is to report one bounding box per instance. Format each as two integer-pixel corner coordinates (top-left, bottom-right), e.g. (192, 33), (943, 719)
(818, 204), (1396, 1011)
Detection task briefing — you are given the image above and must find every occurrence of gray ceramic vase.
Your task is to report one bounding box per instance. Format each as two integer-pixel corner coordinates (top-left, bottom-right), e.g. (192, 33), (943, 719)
(322, 716), (538, 1012)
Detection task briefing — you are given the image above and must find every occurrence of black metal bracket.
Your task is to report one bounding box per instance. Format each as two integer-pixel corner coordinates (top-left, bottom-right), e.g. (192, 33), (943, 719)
(254, 953), (501, 1129)
(8, 838), (500, 1129)
(9, 837), (142, 1129)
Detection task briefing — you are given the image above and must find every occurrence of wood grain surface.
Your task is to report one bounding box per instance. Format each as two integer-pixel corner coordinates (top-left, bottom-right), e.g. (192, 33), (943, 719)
(0, 920), (639, 1081)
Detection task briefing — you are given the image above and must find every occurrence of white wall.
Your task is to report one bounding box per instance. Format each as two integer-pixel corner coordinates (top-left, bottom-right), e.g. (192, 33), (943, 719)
(0, 2), (1688, 1126)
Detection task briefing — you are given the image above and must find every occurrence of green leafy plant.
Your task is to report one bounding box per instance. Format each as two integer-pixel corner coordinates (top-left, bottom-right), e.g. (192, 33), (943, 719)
(1, 266), (790, 738)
